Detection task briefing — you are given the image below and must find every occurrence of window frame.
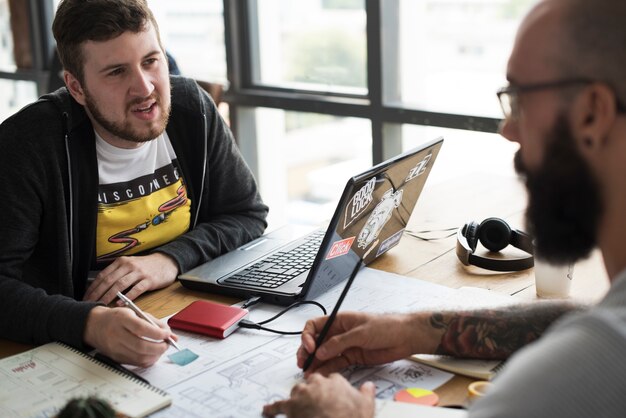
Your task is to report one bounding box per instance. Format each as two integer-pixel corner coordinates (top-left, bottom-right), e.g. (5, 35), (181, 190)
(0, 0), (501, 161)
(224, 0), (500, 172)
(0, 0), (54, 95)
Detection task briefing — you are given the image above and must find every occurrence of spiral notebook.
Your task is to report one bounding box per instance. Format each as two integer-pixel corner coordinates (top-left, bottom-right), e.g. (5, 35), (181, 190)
(0, 341), (171, 418)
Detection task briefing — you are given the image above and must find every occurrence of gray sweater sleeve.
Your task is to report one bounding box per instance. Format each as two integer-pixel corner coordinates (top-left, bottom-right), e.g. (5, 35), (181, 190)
(469, 309), (626, 418)
(152, 81), (268, 273)
(0, 108), (100, 349)
(0, 282), (99, 348)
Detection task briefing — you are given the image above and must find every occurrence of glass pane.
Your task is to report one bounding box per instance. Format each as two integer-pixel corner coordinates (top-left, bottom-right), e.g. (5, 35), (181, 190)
(0, 0), (16, 71)
(390, 0), (536, 118)
(50, 0), (226, 82)
(253, 0), (367, 94)
(148, 0), (227, 82)
(251, 108), (372, 228)
(0, 79), (38, 122)
(400, 125), (518, 186)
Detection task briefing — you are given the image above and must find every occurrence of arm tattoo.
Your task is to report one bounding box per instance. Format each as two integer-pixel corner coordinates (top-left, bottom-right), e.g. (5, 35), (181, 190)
(430, 302), (584, 359)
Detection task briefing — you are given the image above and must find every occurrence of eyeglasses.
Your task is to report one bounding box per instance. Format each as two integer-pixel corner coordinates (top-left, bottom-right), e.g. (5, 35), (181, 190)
(497, 79), (626, 120)
(496, 78), (594, 121)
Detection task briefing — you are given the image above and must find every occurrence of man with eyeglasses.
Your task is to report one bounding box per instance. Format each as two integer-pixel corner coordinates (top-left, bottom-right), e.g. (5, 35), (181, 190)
(264, 0), (626, 416)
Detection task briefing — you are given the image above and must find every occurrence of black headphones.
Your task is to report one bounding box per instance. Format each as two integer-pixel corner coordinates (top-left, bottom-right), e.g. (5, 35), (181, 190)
(456, 217), (534, 272)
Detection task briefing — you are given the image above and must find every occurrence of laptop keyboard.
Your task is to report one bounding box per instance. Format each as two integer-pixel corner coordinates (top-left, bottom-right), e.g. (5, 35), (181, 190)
(223, 230), (325, 288)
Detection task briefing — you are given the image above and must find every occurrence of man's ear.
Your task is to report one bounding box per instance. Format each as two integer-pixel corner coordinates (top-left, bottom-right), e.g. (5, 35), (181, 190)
(63, 71), (87, 106)
(570, 83), (617, 151)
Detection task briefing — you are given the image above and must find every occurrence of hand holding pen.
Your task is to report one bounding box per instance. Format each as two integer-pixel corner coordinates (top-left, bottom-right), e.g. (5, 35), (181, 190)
(82, 302), (173, 368)
(301, 261), (362, 373)
(116, 292), (181, 350)
(116, 292), (199, 365)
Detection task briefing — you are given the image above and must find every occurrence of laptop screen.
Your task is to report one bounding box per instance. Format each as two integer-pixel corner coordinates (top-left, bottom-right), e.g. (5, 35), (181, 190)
(303, 137), (443, 300)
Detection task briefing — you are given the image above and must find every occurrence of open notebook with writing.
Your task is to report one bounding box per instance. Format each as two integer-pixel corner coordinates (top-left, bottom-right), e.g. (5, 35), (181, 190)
(0, 341), (171, 418)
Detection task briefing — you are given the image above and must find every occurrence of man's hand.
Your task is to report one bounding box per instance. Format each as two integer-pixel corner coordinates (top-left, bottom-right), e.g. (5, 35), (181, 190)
(297, 311), (439, 376)
(263, 373), (376, 418)
(83, 306), (176, 367)
(83, 253), (179, 305)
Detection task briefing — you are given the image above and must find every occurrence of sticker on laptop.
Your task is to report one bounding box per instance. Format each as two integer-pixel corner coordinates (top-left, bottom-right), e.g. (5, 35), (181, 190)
(376, 228), (405, 257)
(404, 152), (433, 183)
(357, 188), (404, 249)
(363, 238), (380, 259)
(344, 177), (376, 229)
(326, 236), (356, 260)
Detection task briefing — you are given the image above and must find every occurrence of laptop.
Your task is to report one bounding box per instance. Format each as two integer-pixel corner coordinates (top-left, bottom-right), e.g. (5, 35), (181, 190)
(179, 137), (444, 305)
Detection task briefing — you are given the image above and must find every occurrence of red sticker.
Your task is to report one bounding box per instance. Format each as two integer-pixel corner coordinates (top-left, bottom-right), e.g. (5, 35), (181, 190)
(326, 237), (356, 260)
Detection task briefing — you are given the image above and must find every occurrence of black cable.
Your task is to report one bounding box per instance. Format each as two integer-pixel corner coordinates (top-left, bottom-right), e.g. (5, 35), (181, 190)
(238, 300), (327, 335)
(241, 296), (262, 309)
(238, 320), (302, 335)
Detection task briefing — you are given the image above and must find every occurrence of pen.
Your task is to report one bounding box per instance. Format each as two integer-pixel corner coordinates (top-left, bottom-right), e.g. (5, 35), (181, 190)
(116, 291), (182, 351)
(302, 260), (362, 372)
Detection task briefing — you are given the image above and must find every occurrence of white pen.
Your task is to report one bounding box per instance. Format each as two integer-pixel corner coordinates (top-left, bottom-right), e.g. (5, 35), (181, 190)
(116, 291), (182, 351)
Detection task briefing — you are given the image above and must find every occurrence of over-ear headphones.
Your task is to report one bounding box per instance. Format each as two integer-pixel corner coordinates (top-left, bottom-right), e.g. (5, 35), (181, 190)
(456, 217), (534, 272)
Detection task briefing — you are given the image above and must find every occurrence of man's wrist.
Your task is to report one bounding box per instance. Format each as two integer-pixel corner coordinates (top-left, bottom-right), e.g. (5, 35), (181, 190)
(405, 311), (443, 355)
(152, 251), (181, 276)
(83, 305), (108, 349)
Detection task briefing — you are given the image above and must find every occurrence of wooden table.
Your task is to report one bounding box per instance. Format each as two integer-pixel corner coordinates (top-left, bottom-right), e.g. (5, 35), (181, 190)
(0, 137), (610, 409)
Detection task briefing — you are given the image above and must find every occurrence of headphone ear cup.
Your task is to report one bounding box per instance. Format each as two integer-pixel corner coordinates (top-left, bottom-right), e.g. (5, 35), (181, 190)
(478, 217), (511, 252)
(463, 221), (480, 252)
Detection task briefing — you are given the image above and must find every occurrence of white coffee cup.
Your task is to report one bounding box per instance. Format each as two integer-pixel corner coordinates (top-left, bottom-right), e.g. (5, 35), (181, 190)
(534, 258), (574, 298)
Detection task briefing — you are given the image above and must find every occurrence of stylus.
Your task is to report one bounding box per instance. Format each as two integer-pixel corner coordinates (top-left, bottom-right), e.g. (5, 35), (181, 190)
(302, 260), (363, 372)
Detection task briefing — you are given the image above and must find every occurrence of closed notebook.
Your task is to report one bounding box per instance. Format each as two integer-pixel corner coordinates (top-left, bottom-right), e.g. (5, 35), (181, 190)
(168, 300), (249, 339)
(0, 341), (171, 418)
(410, 354), (504, 380)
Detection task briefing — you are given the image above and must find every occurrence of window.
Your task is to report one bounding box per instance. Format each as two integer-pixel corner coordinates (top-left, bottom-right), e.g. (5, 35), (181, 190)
(0, 0), (15, 72)
(389, 0), (535, 118)
(252, 0), (366, 94)
(231, 0), (533, 228)
(399, 124), (518, 186)
(0, 79), (38, 120)
(149, 0), (226, 83)
(0, 0), (38, 120)
(1, 0), (536, 228)
(238, 108), (371, 227)
(55, 0), (227, 83)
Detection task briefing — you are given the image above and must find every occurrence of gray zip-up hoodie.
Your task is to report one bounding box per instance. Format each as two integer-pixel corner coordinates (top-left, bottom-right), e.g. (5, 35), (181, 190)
(0, 76), (268, 349)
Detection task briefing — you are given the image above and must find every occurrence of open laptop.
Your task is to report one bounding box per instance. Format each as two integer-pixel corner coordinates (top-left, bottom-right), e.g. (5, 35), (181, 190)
(179, 137), (443, 305)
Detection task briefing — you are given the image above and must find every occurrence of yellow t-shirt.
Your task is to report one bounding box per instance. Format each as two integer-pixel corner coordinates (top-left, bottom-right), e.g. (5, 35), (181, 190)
(94, 131), (191, 264)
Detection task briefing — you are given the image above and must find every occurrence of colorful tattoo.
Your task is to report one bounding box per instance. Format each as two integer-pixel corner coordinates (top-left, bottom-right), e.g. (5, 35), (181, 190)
(431, 303), (582, 359)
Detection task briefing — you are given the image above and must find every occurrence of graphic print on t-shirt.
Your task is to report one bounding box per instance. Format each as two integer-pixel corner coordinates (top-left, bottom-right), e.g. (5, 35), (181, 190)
(96, 163), (191, 262)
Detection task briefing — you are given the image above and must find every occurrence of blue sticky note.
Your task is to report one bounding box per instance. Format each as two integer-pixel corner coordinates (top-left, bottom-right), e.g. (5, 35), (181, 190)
(168, 348), (199, 366)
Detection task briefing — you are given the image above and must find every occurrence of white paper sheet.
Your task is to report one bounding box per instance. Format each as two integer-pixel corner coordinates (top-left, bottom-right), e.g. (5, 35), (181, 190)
(134, 267), (516, 417)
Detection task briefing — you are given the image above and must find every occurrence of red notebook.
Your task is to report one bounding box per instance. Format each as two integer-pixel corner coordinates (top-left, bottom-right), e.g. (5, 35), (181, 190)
(168, 300), (249, 339)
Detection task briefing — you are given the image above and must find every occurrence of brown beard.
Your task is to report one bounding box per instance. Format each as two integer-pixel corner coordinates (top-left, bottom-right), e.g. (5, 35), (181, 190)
(84, 90), (171, 143)
(514, 114), (602, 264)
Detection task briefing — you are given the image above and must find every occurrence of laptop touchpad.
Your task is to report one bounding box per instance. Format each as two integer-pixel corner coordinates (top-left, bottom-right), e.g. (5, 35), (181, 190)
(239, 237), (287, 254)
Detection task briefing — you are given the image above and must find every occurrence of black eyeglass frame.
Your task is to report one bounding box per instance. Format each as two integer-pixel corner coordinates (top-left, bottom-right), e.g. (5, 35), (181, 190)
(496, 78), (626, 120)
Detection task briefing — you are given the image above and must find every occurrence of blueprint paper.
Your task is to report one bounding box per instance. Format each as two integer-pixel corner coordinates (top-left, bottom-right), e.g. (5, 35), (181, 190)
(133, 268), (515, 417)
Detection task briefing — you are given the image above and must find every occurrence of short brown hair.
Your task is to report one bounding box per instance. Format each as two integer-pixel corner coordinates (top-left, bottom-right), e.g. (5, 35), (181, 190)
(52, 0), (163, 84)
